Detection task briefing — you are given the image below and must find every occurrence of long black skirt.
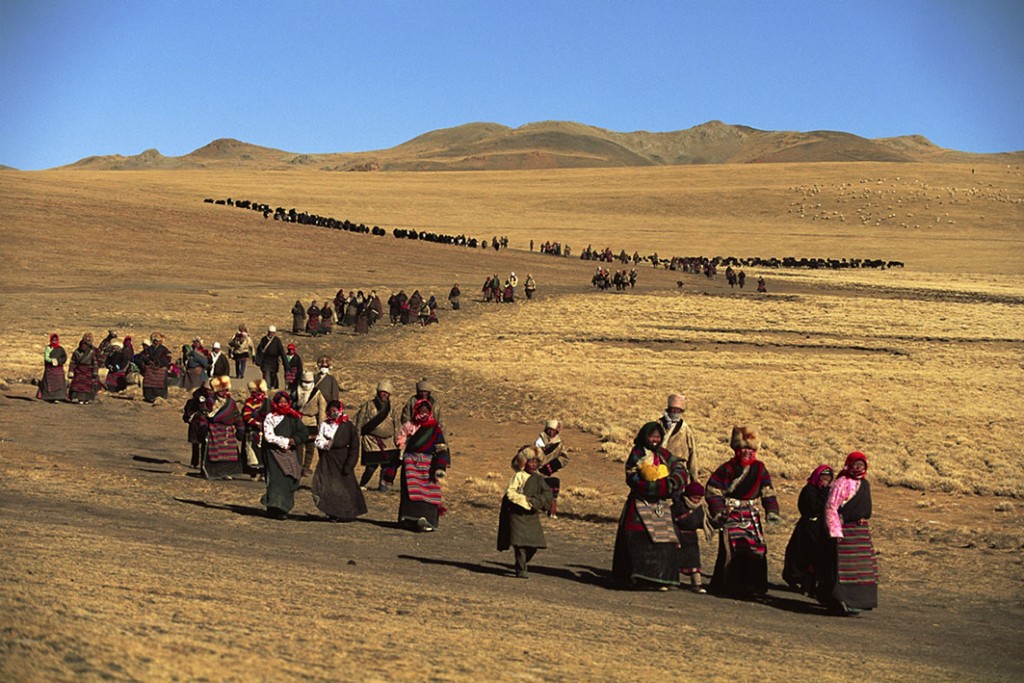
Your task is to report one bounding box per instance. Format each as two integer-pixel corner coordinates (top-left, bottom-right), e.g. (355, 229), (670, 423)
(782, 517), (827, 592)
(611, 507), (679, 588)
(311, 449), (367, 521)
(261, 449), (300, 515)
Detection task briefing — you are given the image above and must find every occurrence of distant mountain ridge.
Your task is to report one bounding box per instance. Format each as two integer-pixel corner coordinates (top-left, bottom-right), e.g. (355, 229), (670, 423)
(55, 120), (1023, 171)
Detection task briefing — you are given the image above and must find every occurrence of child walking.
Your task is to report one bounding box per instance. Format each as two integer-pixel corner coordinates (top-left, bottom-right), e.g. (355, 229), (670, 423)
(497, 445), (553, 578)
(673, 481), (713, 593)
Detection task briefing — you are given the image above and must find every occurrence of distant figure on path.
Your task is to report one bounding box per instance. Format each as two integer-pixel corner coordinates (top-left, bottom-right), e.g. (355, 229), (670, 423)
(200, 375), (244, 480)
(228, 325), (255, 379)
(141, 332), (172, 402)
(36, 333), (67, 402)
(282, 344), (303, 393)
(256, 326), (284, 390)
(68, 333), (99, 403)
(291, 300), (306, 334)
(210, 342), (230, 378)
(306, 301), (321, 337)
(534, 419), (568, 518)
(312, 356), (341, 405)
(320, 301), (334, 335)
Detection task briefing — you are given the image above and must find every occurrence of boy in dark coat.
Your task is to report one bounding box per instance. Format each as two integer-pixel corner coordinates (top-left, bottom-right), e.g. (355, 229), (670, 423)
(497, 445), (553, 578)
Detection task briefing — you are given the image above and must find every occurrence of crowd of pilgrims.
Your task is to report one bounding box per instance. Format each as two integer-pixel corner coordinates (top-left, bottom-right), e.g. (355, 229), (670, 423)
(607, 401), (877, 616)
(591, 267), (638, 291)
(480, 272), (537, 303)
(34, 332), (875, 615)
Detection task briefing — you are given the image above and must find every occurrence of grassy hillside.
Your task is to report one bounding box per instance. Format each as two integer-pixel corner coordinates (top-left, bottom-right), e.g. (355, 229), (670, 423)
(51, 121), (1024, 171)
(1, 162), (1022, 497)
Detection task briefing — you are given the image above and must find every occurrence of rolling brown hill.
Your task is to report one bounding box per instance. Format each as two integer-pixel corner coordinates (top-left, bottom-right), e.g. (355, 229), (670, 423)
(56, 120), (1024, 172)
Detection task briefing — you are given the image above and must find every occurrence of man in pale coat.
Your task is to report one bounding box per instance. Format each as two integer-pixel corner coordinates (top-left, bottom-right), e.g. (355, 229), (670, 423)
(294, 370), (327, 476)
(657, 393), (699, 480)
(356, 379), (403, 492)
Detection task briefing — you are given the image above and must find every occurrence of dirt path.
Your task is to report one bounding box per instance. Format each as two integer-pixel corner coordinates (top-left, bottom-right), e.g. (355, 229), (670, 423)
(1, 383), (1021, 681)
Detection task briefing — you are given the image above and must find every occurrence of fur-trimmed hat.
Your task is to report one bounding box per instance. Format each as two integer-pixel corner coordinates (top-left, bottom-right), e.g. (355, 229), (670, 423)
(512, 444), (543, 469)
(377, 379), (394, 394)
(730, 425), (759, 451)
(247, 379), (267, 394)
(667, 394), (686, 410)
(317, 355), (333, 367)
(545, 419), (560, 431)
(301, 370), (314, 383)
(416, 378), (434, 393)
(210, 375), (231, 392)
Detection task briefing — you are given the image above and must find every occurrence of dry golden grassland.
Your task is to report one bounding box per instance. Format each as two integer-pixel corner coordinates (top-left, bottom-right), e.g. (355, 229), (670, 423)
(2, 163), (1024, 681)
(1, 163), (1022, 501)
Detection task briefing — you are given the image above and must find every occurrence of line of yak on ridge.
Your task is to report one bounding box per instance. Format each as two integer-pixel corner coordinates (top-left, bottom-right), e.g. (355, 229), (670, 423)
(203, 198), (905, 270)
(204, 197), (485, 247)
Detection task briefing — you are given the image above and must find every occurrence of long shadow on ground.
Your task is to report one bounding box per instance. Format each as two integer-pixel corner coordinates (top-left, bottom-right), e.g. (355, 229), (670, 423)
(397, 554), (511, 578)
(397, 555), (617, 588)
(174, 497), (330, 522)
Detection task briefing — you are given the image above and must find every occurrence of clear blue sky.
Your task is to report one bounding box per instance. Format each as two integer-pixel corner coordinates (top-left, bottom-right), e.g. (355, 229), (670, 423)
(1, 1), (1021, 170)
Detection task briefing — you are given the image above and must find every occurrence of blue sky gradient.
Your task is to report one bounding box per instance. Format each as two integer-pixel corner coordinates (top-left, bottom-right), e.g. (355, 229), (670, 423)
(1, 1), (1021, 170)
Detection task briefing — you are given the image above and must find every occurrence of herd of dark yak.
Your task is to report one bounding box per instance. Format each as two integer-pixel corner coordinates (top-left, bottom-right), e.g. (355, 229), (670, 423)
(204, 197), (485, 247)
(204, 197), (904, 270)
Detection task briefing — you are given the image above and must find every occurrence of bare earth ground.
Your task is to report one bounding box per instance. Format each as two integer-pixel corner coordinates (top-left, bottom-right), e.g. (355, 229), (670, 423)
(1, 385), (1022, 681)
(1, 165), (1023, 680)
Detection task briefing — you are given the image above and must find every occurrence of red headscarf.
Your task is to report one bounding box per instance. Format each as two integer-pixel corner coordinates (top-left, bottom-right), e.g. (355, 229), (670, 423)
(49, 333), (60, 348)
(287, 344), (297, 355)
(412, 398), (438, 428)
(840, 451), (868, 480)
(270, 391), (303, 418)
(327, 400), (350, 425)
(733, 447), (757, 466)
(807, 464), (835, 488)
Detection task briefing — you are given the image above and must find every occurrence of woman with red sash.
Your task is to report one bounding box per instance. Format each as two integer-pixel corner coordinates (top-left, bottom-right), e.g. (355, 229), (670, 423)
(821, 452), (878, 615)
(200, 376), (244, 480)
(68, 333), (99, 403)
(611, 421), (689, 589)
(395, 399), (449, 531)
(37, 333), (68, 402)
(261, 391), (310, 518)
(705, 426), (780, 598)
